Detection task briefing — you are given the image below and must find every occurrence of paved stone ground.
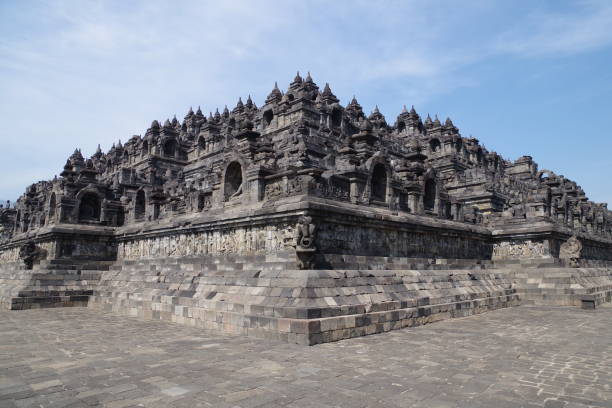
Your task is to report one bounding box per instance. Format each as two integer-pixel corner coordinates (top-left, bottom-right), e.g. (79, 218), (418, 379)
(0, 305), (610, 408)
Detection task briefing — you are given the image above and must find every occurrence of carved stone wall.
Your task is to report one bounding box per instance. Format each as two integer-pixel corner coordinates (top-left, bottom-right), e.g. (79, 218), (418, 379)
(118, 222), (297, 260)
(492, 240), (549, 260)
(316, 221), (492, 259)
(0, 247), (19, 263)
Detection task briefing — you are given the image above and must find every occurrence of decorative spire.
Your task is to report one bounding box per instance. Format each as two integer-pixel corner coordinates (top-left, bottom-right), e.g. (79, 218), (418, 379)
(195, 106), (204, 117)
(214, 108), (221, 120)
(151, 120), (160, 129)
(266, 82), (283, 103)
(222, 105), (229, 118)
(410, 105), (417, 115)
(402, 104), (408, 113)
(320, 83), (339, 103)
(172, 115), (179, 126)
(445, 117), (454, 127)
(368, 105), (386, 125)
(305, 71), (313, 83)
(293, 71), (303, 83)
(346, 95), (364, 118)
(95, 144), (102, 155)
(424, 114), (433, 126)
(246, 95), (253, 108)
(163, 119), (172, 128)
(433, 115), (441, 127)
(185, 107), (194, 119)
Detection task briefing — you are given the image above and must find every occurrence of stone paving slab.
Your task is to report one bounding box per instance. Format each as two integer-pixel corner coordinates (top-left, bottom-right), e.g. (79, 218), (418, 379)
(0, 305), (610, 408)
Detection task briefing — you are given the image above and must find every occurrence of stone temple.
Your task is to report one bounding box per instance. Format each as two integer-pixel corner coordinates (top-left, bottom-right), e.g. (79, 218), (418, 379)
(1, 73), (611, 345)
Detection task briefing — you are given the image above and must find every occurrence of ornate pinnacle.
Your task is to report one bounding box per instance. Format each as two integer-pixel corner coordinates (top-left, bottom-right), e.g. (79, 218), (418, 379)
(293, 71), (303, 83)
(320, 83), (339, 103)
(266, 82), (282, 103)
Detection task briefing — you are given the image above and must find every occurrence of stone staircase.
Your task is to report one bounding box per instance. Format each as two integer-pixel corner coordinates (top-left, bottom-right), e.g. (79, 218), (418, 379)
(88, 253), (519, 344)
(493, 259), (612, 309)
(2, 251), (610, 344)
(0, 259), (111, 310)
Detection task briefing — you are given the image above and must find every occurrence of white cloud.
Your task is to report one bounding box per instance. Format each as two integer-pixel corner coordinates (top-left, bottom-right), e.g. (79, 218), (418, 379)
(493, 0), (612, 57)
(1, 0), (611, 202)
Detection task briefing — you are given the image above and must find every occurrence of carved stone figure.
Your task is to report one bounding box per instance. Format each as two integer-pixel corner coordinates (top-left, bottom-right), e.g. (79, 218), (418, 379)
(295, 215), (317, 269)
(18, 241), (47, 269)
(559, 236), (582, 267)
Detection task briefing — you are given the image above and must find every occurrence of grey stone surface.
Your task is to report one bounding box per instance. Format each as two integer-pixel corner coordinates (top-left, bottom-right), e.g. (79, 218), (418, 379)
(1, 305), (610, 407)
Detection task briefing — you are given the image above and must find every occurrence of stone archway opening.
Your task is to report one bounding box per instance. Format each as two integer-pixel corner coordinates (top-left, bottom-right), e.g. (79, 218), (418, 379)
(371, 163), (387, 202)
(78, 193), (101, 222)
(224, 162), (243, 201)
(135, 190), (146, 220)
(424, 179), (436, 211)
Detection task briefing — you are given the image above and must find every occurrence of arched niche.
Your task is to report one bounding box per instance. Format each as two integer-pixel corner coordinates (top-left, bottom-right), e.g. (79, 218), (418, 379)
(78, 192), (102, 222)
(163, 139), (177, 157)
(397, 121), (406, 133)
(263, 110), (274, 128)
(197, 136), (206, 153)
(331, 108), (342, 128)
(116, 206), (125, 226)
(135, 190), (146, 220)
(224, 161), (243, 201)
(142, 140), (149, 156)
(424, 179), (437, 212)
(429, 138), (441, 153)
(371, 163), (388, 202)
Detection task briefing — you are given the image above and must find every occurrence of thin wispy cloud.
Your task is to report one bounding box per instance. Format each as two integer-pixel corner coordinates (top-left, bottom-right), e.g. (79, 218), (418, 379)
(493, 0), (612, 57)
(0, 0), (611, 203)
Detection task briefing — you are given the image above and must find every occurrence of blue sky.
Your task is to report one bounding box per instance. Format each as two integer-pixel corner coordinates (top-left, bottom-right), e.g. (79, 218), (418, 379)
(1, 0), (611, 204)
